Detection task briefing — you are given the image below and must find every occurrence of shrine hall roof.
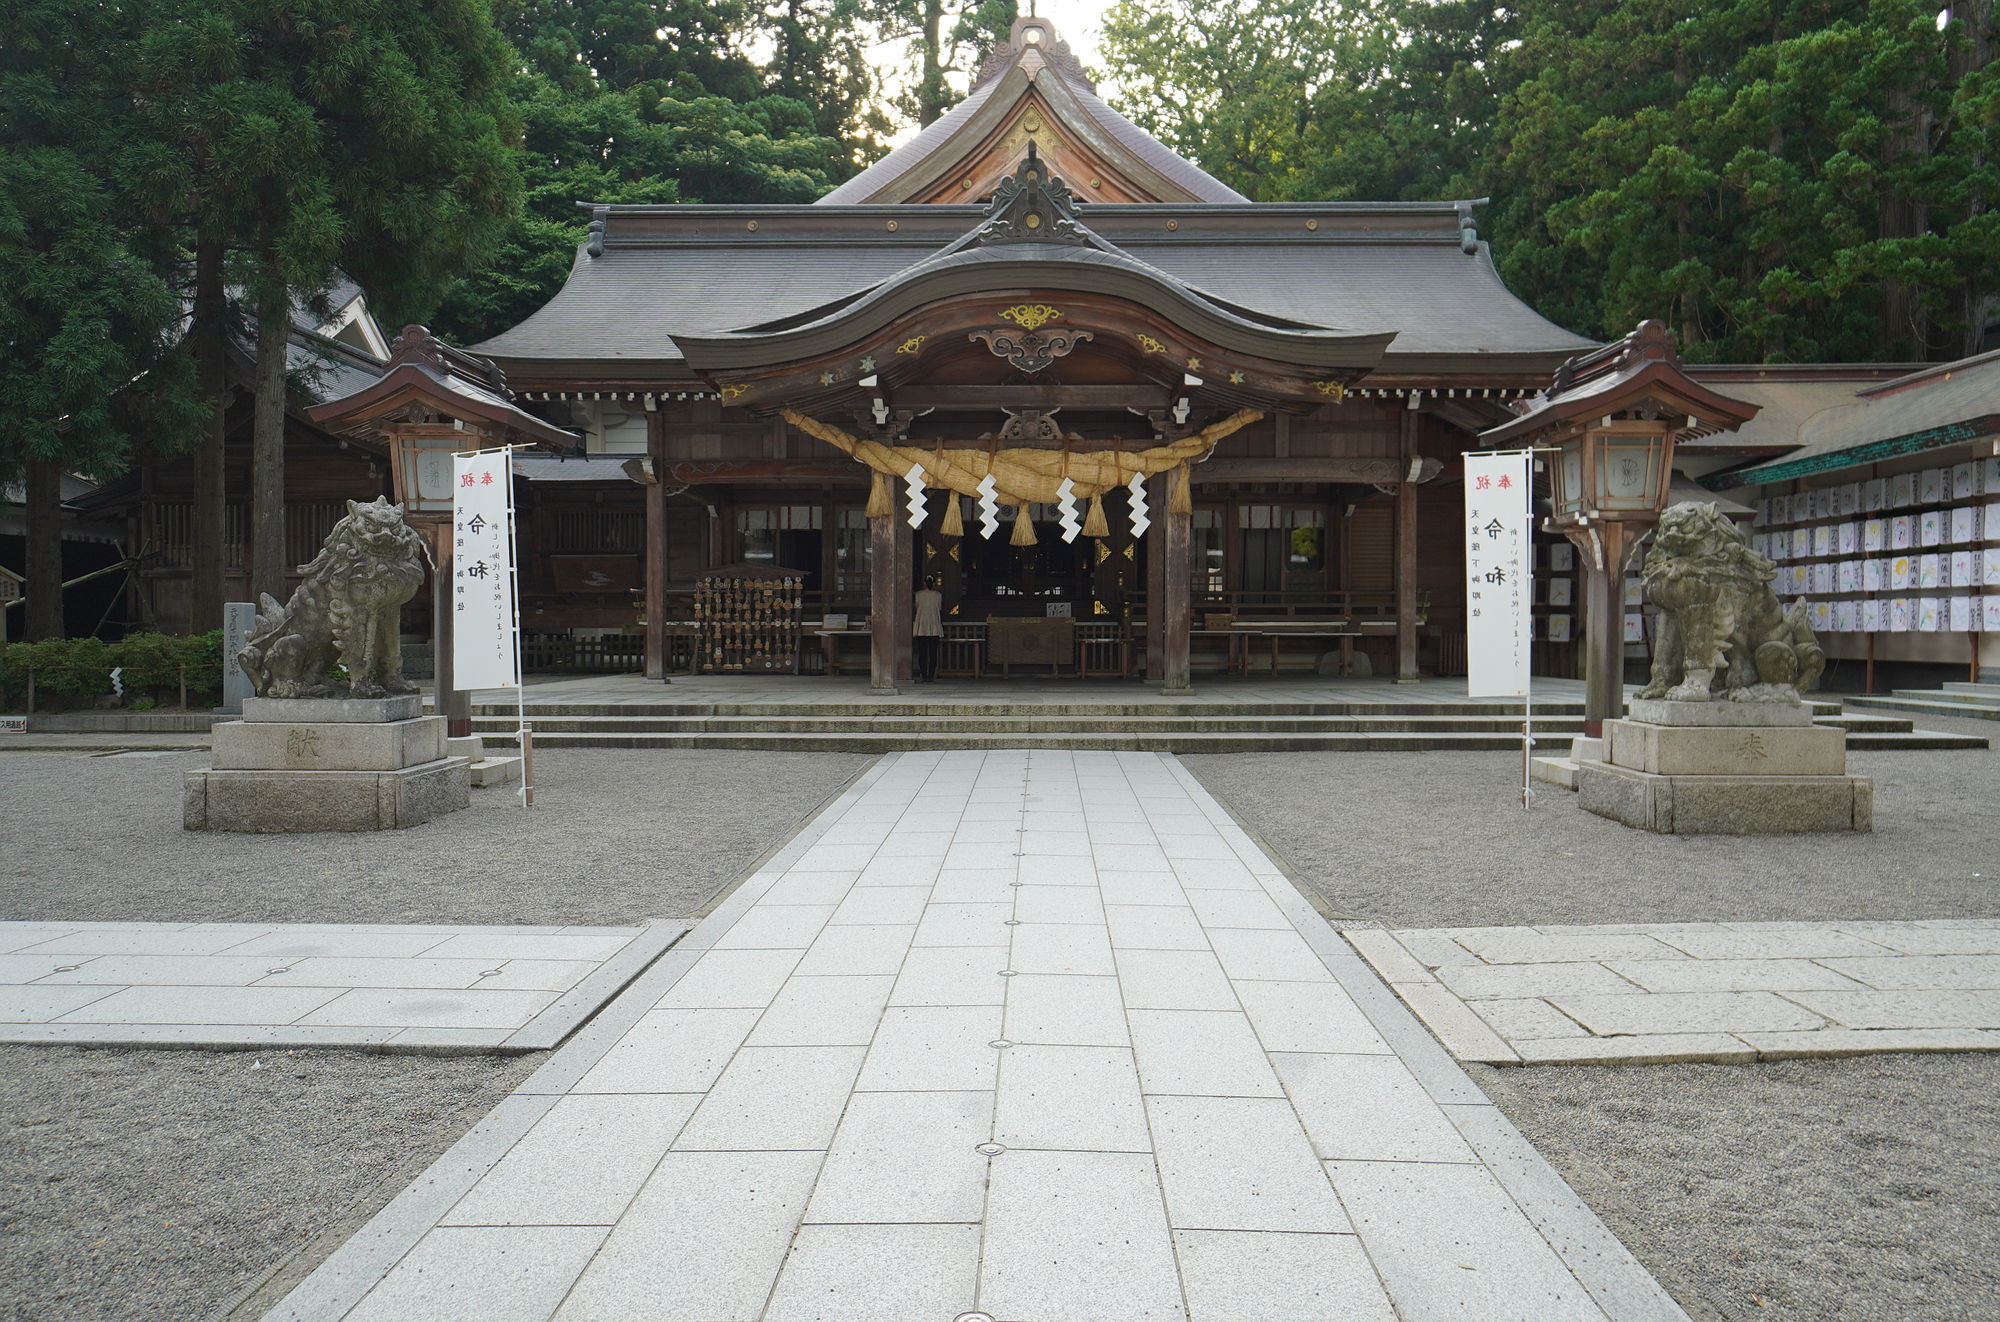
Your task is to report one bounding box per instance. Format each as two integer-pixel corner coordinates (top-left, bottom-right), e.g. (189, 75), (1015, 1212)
(469, 201), (1593, 383)
(815, 17), (1246, 206)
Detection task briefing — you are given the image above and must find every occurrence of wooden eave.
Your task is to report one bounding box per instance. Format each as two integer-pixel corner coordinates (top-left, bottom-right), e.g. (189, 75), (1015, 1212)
(680, 285), (1388, 417)
(1480, 359), (1760, 448)
(305, 364), (576, 449)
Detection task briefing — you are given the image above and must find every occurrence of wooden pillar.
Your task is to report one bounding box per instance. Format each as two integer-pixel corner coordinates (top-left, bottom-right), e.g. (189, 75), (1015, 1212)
(1577, 521), (1644, 736)
(1161, 482), (1193, 695)
(894, 522), (915, 682)
(1144, 474), (1166, 681)
(24, 456), (63, 640)
(643, 419), (668, 683)
(869, 513), (898, 692)
(1394, 411), (1421, 683)
(426, 520), (471, 738)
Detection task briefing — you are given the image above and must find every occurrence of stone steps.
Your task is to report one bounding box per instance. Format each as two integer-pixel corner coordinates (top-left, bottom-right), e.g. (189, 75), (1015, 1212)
(1845, 693), (2000, 723)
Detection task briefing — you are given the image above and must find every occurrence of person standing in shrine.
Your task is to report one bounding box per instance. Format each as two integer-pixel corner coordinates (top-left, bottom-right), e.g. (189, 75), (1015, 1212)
(913, 576), (945, 682)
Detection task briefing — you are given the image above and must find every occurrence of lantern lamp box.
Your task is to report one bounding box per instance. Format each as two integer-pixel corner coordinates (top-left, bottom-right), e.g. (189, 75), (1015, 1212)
(1838, 522), (1859, 555)
(1623, 614), (1645, 643)
(1863, 479), (1887, 510)
(1954, 463), (1978, 500)
(1986, 548), (2000, 586)
(1952, 507), (1977, 543)
(1812, 526), (1832, 557)
(1864, 519), (1885, 551)
(1951, 596), (1973, 631)
(1892, 473), (1917, 506)
(1953, 551), (1974, 587)
(1987, 596), (2000, 631)
(1547, 614), (1572, 642)
(1989, 504), (2000, 539)
(1792, 528), (1811, 558)
(1920, 511), (1943, 546)
(1891, 516), (1914, 549)
(1862, 599), (1884, 631)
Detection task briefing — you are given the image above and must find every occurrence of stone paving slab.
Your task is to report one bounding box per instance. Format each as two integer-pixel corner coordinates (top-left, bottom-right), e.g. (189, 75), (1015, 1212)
(1352, 921), (2000, 1065)
(255, 751), (1688, 1322)
(0, 921), (687, 1052)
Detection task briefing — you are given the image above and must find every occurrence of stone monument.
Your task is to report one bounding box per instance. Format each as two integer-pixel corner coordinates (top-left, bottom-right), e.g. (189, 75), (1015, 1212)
(184, 498), (470, 832)
(1575, 502), (1872, 833)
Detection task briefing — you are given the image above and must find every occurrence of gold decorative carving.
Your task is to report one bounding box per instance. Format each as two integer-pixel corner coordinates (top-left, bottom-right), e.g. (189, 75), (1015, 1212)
(719, 384), (748, 400)
(1185, 356), (1202, 371)
(896, 335), (926, 355)
(1314, 380), (1348, 401)
(1135, 334), (1168, 355)
(1000, 304), (1063, 332)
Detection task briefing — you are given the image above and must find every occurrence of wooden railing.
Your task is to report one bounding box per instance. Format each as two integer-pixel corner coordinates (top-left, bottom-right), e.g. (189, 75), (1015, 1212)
(522, 633), (645, 673)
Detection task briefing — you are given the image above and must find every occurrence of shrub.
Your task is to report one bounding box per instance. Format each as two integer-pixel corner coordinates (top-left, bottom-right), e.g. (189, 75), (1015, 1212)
(0, 631), (225, 710)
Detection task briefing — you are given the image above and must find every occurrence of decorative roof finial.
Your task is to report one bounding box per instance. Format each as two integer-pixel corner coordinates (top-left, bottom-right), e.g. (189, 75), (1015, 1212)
(974, 147), (1089, 246)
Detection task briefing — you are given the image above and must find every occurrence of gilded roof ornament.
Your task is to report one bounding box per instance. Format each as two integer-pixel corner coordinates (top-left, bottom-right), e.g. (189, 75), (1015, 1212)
(974, 143), (1089, 247)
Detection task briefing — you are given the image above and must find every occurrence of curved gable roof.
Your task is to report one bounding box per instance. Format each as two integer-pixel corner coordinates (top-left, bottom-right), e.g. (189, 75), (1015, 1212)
(817, 17), (1246, 206)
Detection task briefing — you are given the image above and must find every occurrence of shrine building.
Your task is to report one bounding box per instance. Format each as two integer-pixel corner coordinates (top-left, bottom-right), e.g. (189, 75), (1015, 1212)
(453, 15), (1595, 690)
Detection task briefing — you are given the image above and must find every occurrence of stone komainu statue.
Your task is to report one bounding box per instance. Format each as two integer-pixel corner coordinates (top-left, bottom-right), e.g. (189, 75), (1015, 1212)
(1636, 501), (1824, 703)
(238, 497), (429, 699)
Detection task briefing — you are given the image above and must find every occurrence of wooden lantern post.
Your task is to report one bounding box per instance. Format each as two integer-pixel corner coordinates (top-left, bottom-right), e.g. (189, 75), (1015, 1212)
(1480, 321), (1760, 737)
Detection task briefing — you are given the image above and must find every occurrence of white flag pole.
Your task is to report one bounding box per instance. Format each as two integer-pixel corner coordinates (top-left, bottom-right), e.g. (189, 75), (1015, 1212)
(501, 445), (533, 808)
(456, 443), (534, 808)
(1464, 446), (1552, 810)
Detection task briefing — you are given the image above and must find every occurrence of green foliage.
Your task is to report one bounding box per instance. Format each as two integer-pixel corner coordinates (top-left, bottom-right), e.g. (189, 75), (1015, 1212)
(1102, 0), (2000, 363)
(434, 0), (864, 344)
(0, 632), (224, 708)
(0, 0), (206, 480)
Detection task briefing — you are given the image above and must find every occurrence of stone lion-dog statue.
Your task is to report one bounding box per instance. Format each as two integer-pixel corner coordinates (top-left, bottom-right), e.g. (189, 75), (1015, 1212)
(1635, 501), (1824, 703)
(238, 497), (429, 699)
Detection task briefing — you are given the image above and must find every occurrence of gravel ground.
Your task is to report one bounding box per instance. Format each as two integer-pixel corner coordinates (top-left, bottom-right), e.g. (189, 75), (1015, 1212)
(1189, 713), (1999, 1322)
(0, 1047), (541, 1322)
(0, 747), (871, 926)
(1184, 711), (2000, 928)
(1472, 1055), (2000, 1322)
(0, 747), (870, 1322)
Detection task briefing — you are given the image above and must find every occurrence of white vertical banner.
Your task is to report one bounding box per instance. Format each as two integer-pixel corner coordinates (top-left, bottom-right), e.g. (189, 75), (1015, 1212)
(1464, 450), (1533, 698)
(453, 450), (519, 692)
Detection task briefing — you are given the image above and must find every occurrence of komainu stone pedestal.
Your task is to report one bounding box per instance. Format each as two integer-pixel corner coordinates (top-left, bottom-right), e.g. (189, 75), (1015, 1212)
(1576, 700), (1871, 834)
(184, 697), (469, 833)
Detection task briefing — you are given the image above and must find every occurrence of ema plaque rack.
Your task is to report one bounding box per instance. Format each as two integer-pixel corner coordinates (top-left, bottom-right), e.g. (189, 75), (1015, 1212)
(695, 566), (803, 673)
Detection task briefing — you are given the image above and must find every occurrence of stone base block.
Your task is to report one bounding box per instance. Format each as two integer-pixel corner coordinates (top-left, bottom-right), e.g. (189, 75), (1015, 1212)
(1628, 698), (1814, 727)
(183, 757), (470, 833)
(469, 755), (522, 788)
(1529, 756), (1581, 790)
(212, 716), (445, 772)
(1605, 719), (1846, 777)
(1576, 759), (1871, 834)
(242, 695), (422, 724)
(446, 735), (486, 762)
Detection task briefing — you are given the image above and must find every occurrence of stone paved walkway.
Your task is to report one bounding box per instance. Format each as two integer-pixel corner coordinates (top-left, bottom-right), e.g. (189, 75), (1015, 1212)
(263, 751), (1685, 1322)
(0, 922), (685, 1052)
(1349, 922), (2000, 1066)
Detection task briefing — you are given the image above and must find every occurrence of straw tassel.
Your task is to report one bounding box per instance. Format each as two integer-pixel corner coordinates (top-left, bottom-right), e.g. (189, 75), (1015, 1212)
(866, 470), (892, 519)
(1082, 493), (1109, 539)
(1170, 463), (1193, 515)
(939, 494), (964, 537)
(1010, 503), (1038, 546)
